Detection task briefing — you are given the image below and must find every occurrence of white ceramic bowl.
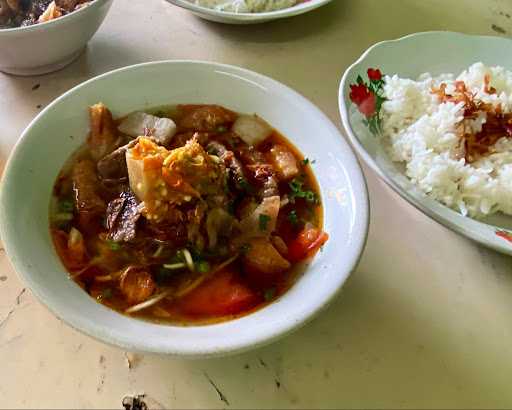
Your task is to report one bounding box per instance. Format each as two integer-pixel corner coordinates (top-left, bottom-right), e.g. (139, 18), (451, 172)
(164, 0), (332, 24)
(0, 0), (113, 76)
(340, 31), (512, 256)
(0, 61), (368, 356)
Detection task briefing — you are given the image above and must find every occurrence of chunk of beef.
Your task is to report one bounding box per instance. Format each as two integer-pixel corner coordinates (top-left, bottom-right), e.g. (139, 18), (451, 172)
(142, 219), (187, 246)
(236, 144), (265, 164)
(87, 103), (120, 161)
(178, 105), (237, 132)
(237, 145), (279, 198)
(97, 137), (166, 181)
(169, 131), (210, 149)
(106, 191), (141, 242)
(119, 267), (155, 305)
(72, 159), (106, 230)
(207, 141), (247, 191)
(247, 163), (279, 198)
(97, 147), (128, 180)
(97, 139), (138, 180)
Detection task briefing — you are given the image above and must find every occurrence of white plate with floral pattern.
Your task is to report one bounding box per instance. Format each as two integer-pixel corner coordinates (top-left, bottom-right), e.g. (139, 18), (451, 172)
(339, 31), (512, 255)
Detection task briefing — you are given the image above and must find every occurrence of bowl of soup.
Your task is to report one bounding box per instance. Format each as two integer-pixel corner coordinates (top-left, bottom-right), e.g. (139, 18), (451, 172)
(0, 61), (368, 356)
(0, 0), (113, 75)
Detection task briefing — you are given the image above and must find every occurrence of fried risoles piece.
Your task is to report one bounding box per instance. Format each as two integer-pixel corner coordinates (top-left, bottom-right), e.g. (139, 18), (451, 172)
(87, 103), (120, 161)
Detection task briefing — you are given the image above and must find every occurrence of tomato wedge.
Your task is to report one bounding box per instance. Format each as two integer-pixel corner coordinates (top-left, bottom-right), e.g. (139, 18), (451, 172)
(287, 227), (329, 263)
(178, 270), (261, 317)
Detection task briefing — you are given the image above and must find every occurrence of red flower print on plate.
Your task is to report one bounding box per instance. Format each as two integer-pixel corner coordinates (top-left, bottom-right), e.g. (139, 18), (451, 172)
(496, 230), (512, 243)
(349, 68), (386, 135)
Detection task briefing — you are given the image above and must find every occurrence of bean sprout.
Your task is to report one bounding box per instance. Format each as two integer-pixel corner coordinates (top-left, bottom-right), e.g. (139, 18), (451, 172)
(182, 248), (195, 272)
(174, 253), (240, 298)
(153, 244), (165, 258)
(125, 289), (173, 314)
(93, 265), (137, 282)
(162, 262), (187, 270)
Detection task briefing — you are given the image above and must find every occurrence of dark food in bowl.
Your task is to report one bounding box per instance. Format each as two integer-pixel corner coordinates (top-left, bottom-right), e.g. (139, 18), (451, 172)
(50, 103), (328, 324)
(0, 0), (92, 28)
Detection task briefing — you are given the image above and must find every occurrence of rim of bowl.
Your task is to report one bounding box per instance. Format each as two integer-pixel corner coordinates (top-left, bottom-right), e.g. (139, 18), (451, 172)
(339, 30), (512, 255)
(0, 0), (111, 35)
(1, 60), (369, 356)
(164, 0), (332, 21)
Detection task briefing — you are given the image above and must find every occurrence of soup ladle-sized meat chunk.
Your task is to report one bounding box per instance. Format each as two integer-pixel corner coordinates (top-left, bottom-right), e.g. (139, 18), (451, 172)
(97, 146), (128, 181)
(97, 139), (137, 181)
(206, 141), (247, 191)
(178, 104), (237, 132)
(97, 135), (171, 182)
(106, 190), (142, 243)
(72, 159), (106, 230)
(169, 131), (210, 150)
(237, 145), (279, 198)
(142, 219), (188, 248)
(247, 163), (279, 198)
(120, 267), (155, 305)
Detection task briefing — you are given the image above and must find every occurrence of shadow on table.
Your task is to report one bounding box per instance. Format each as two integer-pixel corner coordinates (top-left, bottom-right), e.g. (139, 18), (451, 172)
(141, 266), (511, 408)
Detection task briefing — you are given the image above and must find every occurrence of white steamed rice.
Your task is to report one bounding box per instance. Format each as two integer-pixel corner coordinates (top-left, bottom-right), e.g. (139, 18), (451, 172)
(192, 0), (297, 13)
(381, 62), (512, 219)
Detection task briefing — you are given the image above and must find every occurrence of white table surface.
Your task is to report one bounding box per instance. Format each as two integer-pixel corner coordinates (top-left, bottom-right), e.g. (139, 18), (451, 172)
(2, 0), (512, 408)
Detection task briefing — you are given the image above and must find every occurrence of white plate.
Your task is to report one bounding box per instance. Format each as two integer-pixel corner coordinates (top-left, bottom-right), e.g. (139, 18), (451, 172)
(339, 31), (512, 255)
(164, 0), (333, 24)
(0, 61), (368, 356)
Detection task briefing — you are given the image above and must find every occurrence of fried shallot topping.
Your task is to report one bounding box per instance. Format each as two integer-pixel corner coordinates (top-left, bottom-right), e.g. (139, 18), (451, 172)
(432, 77), (512, 163)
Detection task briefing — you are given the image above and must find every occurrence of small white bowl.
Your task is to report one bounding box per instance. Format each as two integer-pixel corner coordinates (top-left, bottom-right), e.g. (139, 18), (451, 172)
(0, 0), (113, 76)
(339, 31), (512, 256)
(164, 0), (332, 24)
(0, 61), (368, 356)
